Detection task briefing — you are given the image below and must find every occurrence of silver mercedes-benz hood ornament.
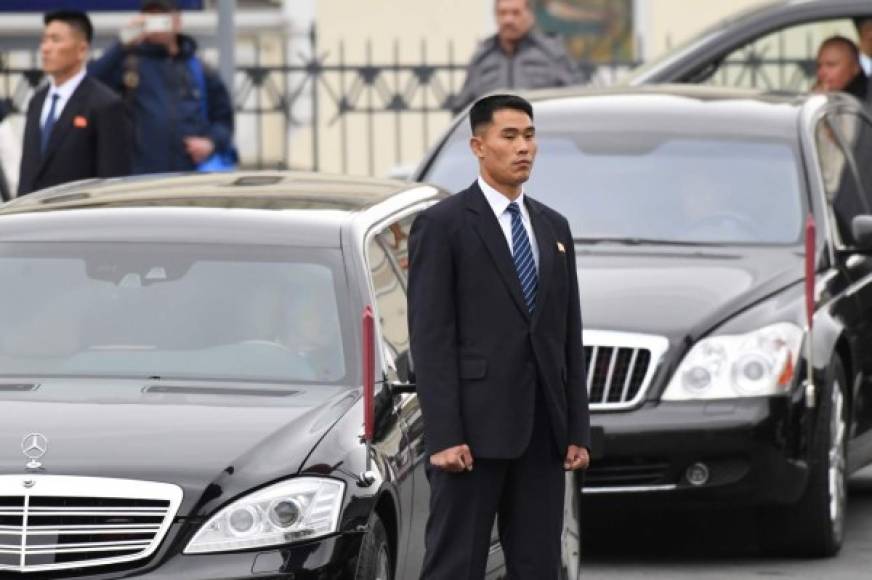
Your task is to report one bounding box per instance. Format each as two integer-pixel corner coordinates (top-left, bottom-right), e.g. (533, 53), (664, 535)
(21, 433), (48, 470)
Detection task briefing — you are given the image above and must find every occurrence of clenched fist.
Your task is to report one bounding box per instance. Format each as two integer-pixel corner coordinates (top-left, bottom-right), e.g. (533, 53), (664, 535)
(430, 444), (474, 473)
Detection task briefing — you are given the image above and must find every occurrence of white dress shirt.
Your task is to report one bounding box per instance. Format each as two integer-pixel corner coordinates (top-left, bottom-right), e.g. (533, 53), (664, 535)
(478, 176), (539, 270)
(40, 67), (87, 128)
(861, 53), (872, 78)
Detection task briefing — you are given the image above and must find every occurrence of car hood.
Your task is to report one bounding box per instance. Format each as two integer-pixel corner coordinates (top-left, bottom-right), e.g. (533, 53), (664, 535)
(577, 245), (803, 342)
(0, 379), (359, 516)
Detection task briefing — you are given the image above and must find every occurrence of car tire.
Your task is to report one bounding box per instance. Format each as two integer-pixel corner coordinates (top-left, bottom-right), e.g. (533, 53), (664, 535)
(760, 357), (848, 557)
(355, 511), (392, 580)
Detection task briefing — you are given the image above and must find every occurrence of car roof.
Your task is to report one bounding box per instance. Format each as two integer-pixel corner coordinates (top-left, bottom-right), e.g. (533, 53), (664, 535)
(451, 85), (838, 143)
(0, 172), (415, 213)
(0, 172), (441, 247)
(628, 0), (872, 85)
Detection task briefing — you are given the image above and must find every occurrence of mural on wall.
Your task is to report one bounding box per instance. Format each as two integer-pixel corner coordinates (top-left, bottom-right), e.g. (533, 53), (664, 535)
(533, 0), (634, 63)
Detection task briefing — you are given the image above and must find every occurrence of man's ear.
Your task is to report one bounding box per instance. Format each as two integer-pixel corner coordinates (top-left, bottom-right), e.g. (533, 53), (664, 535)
(470, 135), (485, 159)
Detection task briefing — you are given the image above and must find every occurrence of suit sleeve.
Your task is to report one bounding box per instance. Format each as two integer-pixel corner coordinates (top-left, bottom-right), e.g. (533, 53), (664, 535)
(203, 66), (234, 153)
(17, 97), (41, 196)
(95, 97), (133, 178)
(563, 218), (591, 449)
(407, 212), (465, 454)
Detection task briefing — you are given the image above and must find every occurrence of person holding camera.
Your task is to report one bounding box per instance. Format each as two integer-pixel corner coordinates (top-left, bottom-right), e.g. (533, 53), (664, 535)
(89, 0), (235, 174)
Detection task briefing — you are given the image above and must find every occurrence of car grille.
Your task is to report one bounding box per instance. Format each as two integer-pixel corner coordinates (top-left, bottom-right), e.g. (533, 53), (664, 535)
(0, 475), (182, 574)
(583, 458), (671, 489)
(583, 330), (669, 410)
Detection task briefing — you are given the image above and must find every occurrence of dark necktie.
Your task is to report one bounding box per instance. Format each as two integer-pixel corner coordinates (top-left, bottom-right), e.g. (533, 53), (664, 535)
(507, 201), (538, 313)
(41, 93), (60, 155)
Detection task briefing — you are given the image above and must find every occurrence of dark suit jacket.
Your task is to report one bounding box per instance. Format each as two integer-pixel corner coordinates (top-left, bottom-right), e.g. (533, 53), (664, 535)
(18, 76), (132, 195)
(408, 181), (591, 459)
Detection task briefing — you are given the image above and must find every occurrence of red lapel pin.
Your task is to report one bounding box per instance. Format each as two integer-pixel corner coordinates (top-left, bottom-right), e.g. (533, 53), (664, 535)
(73, 116), (88, 128)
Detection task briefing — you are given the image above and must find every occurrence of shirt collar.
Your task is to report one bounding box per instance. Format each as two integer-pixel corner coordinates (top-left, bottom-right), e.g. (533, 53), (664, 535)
(862, 53), (872, 77)
(49, 66), (87, 101)
(478, 176), (526, 218)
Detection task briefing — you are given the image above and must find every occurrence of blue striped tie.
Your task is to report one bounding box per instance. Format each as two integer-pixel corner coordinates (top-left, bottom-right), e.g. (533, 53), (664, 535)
(41, 94), (59, 155)
(507, 202), (537, 313)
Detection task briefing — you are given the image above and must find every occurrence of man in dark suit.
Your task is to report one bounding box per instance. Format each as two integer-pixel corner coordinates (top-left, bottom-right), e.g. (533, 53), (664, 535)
(408, 94), (591, 579)
(18, 10), (131, 196)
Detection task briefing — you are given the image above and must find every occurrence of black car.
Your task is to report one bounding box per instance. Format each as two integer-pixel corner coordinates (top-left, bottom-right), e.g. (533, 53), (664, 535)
(627, 0), (872, 92)
(0, 174), (582, 578)
(415, 85), (872, 556)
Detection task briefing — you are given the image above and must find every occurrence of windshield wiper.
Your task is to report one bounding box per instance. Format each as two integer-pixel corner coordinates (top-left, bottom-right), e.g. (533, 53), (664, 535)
(573, 237), (728, 247)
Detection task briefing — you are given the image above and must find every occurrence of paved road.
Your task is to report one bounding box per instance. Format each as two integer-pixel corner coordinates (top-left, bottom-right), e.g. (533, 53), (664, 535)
(580, 466), (872, 579)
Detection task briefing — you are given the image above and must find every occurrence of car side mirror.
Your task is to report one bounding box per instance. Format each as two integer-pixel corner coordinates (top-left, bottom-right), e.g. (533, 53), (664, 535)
(391, 350), (416, 394)
(851, 216), (872, 251)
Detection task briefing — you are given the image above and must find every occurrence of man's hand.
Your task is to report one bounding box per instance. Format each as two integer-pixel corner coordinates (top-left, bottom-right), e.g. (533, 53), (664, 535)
(184, 137), (215, 164)
(564, 444), (590, 471)
(430, 444), (474, 473)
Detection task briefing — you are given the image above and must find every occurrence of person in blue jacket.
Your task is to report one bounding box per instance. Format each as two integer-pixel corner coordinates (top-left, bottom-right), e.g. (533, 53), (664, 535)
(89, 0), (234, 174)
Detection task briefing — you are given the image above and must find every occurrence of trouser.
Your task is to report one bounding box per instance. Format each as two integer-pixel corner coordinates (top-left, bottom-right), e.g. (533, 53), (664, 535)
(420, 387), (565, 580)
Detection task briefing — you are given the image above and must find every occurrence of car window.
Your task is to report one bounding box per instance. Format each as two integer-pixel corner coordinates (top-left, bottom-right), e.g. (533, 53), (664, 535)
(367, 215), (413, 371)
(704, 19), (858, 92)
(816, 115), (868, 247)
(835, 112), (872, 212)
(0, 243), (351, 384)
(424, 130), (805, 245)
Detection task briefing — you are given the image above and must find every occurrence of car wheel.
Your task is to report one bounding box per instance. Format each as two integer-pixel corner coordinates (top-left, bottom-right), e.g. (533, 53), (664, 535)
(355, 512), (392, 580)
(760, 357), (847, 557)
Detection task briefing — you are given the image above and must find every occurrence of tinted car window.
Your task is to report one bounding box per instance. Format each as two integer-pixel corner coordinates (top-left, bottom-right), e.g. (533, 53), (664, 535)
(835, 112), (872, 211)
(0, 243), (351, 384)
(703, 19), (858, 91)
(424, 130), (804, 245)
(817, 116), (868, 246)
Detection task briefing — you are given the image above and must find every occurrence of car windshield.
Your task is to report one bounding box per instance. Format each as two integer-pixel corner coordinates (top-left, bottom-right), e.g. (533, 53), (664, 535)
(0, 243), (352, 384)
(422, 127), (805, 245)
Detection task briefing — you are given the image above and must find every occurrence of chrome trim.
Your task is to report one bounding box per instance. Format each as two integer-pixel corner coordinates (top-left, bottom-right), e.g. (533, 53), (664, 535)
(0, 475), (182, 574)
(582, 484), (678, 494)
(584, 329), (669, 411)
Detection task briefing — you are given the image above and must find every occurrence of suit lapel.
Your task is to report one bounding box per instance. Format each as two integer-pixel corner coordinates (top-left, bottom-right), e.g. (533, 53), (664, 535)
(24, 88), (47, 161)
(39, 77), (91, 174)
(465, 182), (531, 321)
(527, 197), (556, 328)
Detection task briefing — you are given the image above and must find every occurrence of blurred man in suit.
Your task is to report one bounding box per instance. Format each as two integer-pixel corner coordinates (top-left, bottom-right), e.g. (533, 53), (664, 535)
(855, 17), (872, 77)
(408, 94), (591, 579)
(814, 35), (868, 102)
(19, 10), (131, 196)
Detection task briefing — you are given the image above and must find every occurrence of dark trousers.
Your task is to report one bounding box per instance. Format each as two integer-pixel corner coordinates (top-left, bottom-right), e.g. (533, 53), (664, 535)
(420, 388), (565, 580)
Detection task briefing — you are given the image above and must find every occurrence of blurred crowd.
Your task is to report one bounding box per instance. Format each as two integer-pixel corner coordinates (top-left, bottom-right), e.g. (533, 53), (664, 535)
(0, 1), (871, 198)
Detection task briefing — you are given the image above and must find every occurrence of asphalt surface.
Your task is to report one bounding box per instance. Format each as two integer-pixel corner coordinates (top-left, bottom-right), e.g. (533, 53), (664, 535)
(580, 466), (872, 579)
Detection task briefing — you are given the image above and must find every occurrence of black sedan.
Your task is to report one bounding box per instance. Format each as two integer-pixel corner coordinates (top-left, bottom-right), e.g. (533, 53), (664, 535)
(627, 0), (872, 93)
(0, 174), (581, 578)
(415, 85), (872, 557)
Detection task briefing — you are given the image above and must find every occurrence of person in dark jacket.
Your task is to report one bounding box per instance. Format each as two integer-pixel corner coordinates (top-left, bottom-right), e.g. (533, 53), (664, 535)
(451, 0), (579, 114)
(89, 0), (234, 174)
(19, 10), (131, 196)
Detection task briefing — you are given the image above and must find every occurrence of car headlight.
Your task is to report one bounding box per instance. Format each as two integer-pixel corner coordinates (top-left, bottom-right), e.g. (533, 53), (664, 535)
(184, 477), (345, 554)
(662, 322), (803, 401)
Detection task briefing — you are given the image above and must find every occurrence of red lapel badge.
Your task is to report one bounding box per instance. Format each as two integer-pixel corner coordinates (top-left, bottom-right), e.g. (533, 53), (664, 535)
(73, 115), (88, 128)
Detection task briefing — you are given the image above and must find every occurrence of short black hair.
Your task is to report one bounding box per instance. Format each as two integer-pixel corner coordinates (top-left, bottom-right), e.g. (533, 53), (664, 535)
(44, 10), (93, 44)
(820, 35), (860, 61)
(854, 17), (872, 32)
(469, 94), (534, 134)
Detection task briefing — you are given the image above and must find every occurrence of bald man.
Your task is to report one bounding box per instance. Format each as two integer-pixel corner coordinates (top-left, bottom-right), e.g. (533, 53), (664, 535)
(815, 35), (868, 102)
